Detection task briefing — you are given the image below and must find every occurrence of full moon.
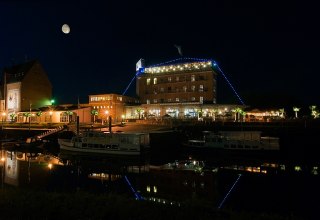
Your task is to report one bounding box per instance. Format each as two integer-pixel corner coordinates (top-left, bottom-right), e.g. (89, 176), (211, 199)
(62, 24), (70, 34)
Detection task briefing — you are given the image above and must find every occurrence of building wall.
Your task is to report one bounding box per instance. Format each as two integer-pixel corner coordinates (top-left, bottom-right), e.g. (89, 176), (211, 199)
(16, 107), (92, 124)
(20, 61), (52, 111)
(136, 63), (217, 105)
(73, 107), (93, 123)
(89, 94), (139, 123)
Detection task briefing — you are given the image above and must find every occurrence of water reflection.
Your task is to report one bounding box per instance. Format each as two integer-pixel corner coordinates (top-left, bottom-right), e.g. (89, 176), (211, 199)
(1, 147), (320, 217)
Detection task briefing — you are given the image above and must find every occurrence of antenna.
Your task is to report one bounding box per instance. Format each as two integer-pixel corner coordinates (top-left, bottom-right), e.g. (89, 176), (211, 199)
(174, 44), (183, 56)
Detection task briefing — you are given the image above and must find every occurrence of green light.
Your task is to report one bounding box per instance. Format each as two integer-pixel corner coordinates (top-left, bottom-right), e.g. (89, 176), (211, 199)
(51, 99), (55, 104)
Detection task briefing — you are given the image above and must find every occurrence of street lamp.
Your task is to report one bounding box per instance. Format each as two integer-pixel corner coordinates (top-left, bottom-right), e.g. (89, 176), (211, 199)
(104, 110), (109, 125)
(121, 114), (125, 124)
(1, 112), (6, 130)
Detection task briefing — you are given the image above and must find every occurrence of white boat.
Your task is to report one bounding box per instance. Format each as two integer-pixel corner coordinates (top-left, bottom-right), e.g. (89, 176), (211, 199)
(58, 131), (150, 156)
(185, 131), (280, 151)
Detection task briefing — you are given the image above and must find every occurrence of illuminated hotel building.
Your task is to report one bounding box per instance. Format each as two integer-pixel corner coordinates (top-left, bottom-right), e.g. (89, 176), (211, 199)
(137, 59), (216, 104)
(135, 58), (225, 118)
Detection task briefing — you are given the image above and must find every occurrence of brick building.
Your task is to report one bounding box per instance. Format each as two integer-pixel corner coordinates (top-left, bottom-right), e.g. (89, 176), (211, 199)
(136, 58), (217, 105)
(89, 93), (140, 123)
(1, 60), (52, 120)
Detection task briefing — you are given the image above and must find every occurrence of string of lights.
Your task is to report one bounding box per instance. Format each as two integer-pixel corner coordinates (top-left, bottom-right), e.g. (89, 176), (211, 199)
(122, 57), (246, 106)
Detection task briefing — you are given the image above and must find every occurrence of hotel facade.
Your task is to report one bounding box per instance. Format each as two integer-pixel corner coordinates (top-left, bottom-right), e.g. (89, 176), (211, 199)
(134, 58), (244, 119)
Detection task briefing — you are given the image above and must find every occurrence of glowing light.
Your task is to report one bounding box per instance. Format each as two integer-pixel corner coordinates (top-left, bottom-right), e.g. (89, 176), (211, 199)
(61, 24), (70, 34)
(294, 166), (302, 172)
(144, 59), (213, 74)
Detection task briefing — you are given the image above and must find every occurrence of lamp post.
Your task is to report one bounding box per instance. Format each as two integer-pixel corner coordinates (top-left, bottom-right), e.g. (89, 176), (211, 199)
(29, 102), (32, 131)
(121, 114), (125, 125)
(1, 156), (5, 190)
(104, 110), (109, 125)
(1, 112), (6, 130)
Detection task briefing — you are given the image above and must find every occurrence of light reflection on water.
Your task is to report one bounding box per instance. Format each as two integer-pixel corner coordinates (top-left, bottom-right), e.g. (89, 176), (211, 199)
(1, 148), (320, 217)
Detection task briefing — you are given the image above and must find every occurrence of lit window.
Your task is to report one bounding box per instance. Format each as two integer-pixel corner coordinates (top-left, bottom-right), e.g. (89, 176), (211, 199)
(147, 78), (151, 85)
(183, 86), (187, 92)
(191, 85), (195, 92)
(146, 99), (150, 104)
(176, 98), (179, 102)
(199, 85), (204, 92)
(168, 77), (171, 82)
(191, 75), (195, 81)
(191, 97), (195, 101)
(200, 96), (203, 104)
(154, 78), (157, 84)
(160, 87), (164, 92)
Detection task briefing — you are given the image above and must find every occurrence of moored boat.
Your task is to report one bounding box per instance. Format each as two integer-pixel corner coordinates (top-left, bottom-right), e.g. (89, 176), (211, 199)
(58, 130), (150, 156)
(184, 131), (280, 151)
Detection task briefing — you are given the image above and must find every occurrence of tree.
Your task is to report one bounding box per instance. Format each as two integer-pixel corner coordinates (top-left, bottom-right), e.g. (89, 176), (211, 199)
(232, 107), (243, 122)
(293, 107), (300, 118)
(91, 110), (98, 123)
(36, 111), (42, 122)
(23, 112), (31, 122)
(211, 109), (218, 121)
(136, 108), (142, 119)
(240, 110), (246, 122)
(310, 105), (319, 119)
(279, 108), (285, 119)
(9, 113), (16, 122)
(197, 108), (203, 121)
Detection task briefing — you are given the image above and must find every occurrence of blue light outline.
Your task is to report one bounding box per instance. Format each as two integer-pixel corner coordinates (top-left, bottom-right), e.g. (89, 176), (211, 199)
(123, 57), (246, 106)
(212, 61), (245, 105)
(218, 174), (242, 209)
(124, 175), (143, 200)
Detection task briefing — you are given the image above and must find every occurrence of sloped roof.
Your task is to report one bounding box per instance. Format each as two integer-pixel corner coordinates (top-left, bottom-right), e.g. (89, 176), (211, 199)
(3, 60), (38, 83)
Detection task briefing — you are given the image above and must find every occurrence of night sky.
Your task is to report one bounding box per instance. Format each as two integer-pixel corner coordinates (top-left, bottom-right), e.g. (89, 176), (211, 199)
(1, 0), (319, 109)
